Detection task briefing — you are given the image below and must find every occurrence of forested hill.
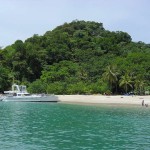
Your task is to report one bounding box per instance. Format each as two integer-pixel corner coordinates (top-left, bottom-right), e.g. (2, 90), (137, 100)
(0, 20), (150, 94)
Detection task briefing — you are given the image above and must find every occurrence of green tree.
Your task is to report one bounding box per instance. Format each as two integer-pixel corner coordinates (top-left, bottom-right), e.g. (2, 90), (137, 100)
(28, 79), (47, 93)
(0, 66), (10, 92)
(1, 20), (150, 94)
(119, 74), (133, 94)
(103, 65), (118, 93)
(134, 78), (146, 95)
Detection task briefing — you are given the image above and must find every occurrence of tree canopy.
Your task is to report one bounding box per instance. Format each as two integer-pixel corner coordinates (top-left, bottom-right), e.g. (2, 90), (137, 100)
(0, 20), (150, 95)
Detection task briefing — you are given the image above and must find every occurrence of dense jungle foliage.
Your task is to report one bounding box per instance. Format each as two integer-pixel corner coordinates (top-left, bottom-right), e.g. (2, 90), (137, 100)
(0, 20), (150, 95)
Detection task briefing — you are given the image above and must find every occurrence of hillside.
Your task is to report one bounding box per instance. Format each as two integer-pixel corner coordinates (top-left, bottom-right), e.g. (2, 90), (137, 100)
(0, 20), (150, 94)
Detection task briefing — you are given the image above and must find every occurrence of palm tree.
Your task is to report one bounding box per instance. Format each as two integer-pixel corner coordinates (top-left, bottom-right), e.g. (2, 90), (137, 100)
(134, 76), (146, 95)
(139, 80), (145, 95)
(136, 80), (145, 95)
(134, 79), (140, 95)
(103, 65), (118, 92)
(119, 74), (133, 94)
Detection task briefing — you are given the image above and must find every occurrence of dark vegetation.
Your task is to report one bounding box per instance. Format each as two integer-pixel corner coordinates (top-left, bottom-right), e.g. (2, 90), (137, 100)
(0, 20), (150, 95)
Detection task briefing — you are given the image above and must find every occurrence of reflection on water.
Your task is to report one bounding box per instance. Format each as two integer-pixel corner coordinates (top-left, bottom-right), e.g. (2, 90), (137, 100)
(0, 102), (150, 150)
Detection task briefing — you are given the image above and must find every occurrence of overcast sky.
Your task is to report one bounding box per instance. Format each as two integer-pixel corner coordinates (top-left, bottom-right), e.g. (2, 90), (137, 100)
(1, 0), (150, 48)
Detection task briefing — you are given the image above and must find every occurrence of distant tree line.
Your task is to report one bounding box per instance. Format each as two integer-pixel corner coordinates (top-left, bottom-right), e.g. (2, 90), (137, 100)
(0, 20), (150, 95)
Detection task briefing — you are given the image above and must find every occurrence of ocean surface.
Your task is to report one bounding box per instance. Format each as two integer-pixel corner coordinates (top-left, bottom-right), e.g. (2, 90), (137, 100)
(0, 102), (150, 150)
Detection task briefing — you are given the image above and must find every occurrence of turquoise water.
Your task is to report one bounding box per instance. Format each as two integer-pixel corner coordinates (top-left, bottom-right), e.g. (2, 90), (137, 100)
(0, 102), (150, 150)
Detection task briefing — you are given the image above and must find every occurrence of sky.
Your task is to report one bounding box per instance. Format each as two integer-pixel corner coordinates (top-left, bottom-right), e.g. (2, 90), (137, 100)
(1, 0), (150, 48)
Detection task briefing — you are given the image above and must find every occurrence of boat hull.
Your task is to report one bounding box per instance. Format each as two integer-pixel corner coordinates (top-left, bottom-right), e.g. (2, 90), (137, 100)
(2, 95), (59, 102)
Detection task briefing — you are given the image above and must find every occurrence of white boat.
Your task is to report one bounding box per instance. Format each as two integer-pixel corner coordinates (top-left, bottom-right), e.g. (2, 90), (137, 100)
(2, 84), (58, 102)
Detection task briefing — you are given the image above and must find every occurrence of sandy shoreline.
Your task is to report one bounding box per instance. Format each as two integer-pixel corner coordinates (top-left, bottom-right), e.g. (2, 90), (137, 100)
(57, 95), (150, 106)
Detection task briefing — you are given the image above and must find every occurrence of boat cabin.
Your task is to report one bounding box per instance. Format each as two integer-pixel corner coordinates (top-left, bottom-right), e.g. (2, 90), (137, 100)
(4, 84), (30, 95)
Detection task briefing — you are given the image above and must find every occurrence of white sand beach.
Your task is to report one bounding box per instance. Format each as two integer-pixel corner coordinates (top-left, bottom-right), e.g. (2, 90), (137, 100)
(57, 95), (150, 106)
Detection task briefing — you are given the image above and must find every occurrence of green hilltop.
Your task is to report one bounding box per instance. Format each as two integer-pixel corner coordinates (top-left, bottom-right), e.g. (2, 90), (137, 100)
(0, 20), (150, 94)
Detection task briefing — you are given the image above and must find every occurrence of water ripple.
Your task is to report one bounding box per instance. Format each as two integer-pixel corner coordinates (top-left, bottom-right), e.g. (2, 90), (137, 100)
(0, 102), (150, 149)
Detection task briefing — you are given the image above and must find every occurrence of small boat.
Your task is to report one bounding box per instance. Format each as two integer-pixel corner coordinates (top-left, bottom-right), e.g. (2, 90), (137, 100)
(2, 84), (58, 102)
